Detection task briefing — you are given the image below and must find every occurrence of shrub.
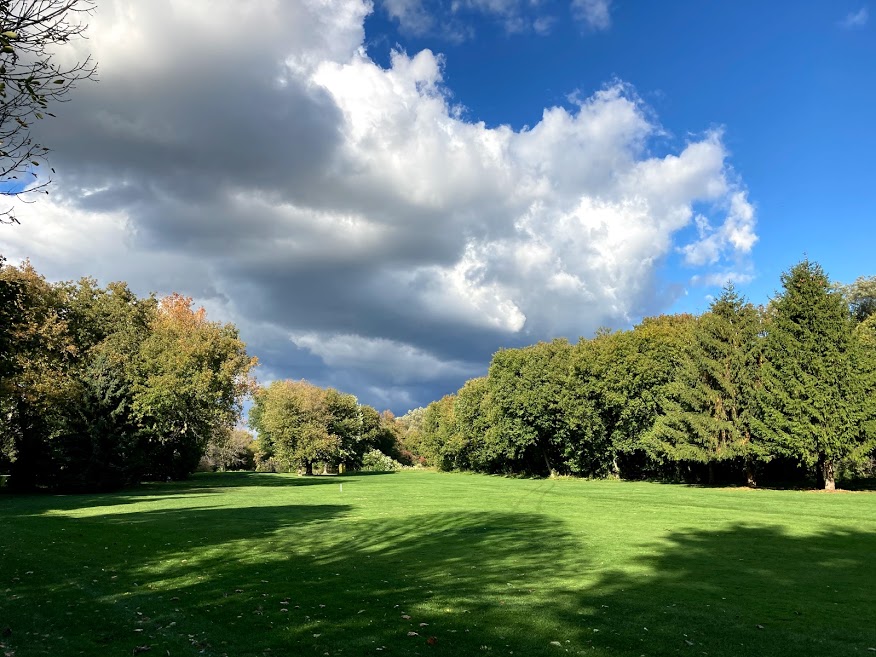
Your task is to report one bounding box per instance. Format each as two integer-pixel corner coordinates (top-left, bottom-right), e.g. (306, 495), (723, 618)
(359, 449), (404, 472)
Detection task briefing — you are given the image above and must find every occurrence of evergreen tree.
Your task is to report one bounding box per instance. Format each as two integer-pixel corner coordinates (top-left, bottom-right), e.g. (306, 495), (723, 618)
(645, 286), (764, 485)
(756, 260), (866, 489)
(851, 315), (876, 472)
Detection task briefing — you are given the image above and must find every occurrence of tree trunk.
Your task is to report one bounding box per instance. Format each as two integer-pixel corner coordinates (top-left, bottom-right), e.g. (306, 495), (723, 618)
(708, 462), (715, 485)
(542, 447), (558, 478)
(744, 460), (757, 488)
(304, 461), (313, 476)
(820, 458), (836, 491)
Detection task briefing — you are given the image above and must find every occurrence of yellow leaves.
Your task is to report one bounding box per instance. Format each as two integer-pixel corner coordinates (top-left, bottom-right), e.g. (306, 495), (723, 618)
(155, 293), (207, 329)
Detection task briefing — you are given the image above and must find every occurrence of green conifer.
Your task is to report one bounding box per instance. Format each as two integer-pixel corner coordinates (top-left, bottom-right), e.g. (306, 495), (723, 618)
(756, 260), (865, 489)
(646, 285), (764, 484)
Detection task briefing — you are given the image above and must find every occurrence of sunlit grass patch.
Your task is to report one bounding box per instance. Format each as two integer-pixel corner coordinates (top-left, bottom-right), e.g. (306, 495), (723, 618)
(1, 471), (875, 656)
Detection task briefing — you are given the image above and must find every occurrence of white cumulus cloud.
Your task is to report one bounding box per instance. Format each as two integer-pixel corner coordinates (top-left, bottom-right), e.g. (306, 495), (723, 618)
(5, 0), (756, 411)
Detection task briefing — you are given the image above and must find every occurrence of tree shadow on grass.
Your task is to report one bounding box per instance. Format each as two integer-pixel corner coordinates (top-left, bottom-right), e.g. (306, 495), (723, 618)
(559, 524), (876, 657)
(0, 501), (582, 656)
(1, 492), (875, 657)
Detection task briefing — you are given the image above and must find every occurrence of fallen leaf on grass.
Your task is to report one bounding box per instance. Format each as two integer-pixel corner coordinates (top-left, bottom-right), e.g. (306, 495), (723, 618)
(550, 641), (562, 647)
(401, 615), (411, 620)
(132, 646), (151, 655)
(408, 632), (419, 637)
(427, 637), (438, 646)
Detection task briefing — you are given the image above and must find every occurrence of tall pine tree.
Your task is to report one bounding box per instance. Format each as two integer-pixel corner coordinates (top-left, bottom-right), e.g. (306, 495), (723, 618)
(645, 286), (764, 485)
(757, 260), (865, 489)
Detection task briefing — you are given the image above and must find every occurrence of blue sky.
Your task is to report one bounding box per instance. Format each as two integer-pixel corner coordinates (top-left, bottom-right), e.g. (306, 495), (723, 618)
(365, 0), (875, 311)
(3, 0), (874, 413)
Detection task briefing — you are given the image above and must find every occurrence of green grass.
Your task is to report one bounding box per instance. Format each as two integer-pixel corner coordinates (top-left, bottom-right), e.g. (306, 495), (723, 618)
(1, 471), (875, 657)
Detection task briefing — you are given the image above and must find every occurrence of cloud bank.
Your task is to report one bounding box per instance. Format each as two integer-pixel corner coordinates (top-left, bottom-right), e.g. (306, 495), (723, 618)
(3, 0), (756, 411)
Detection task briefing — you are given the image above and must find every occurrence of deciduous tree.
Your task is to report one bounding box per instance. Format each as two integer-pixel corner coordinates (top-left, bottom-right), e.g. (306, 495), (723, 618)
(0, 260), (76, 488)
(484, 340), (575, 476)
(250, 380), (361, 475)
(132, 294), (257, 480)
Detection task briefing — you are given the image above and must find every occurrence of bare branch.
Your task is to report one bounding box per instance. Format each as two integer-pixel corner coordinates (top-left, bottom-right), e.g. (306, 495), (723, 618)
(0, 0), (97, 223)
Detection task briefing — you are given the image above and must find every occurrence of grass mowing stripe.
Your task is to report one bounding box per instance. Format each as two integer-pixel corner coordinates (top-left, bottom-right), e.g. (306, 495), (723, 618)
(1, 470), (874, 656)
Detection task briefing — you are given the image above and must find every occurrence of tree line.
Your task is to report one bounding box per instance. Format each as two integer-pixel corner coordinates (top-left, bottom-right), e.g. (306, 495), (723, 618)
(401, 261), (876, 490)
(0, 257), (257, 490)
(0, 256), (416, 489)
(249, 379), (415, 475)
(3, 257), (874, 491)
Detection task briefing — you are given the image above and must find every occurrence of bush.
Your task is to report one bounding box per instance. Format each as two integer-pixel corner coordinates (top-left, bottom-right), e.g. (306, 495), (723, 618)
(359, 449), (404, 472)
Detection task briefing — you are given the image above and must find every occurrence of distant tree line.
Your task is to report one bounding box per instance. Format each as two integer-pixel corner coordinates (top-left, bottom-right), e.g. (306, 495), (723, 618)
(4, 257), (874, 492)
(401, 261), (876, 490)
(0, 257), (257, 490)
(249, 379), (413, 475)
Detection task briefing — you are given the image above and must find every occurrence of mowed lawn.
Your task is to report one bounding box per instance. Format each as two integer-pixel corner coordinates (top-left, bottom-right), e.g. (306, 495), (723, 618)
(1, 472), (875, 657)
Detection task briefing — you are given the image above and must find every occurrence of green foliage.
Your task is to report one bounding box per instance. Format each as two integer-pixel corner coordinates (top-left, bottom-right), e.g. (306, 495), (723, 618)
(359, 448), (404, 471)
(453, 376), (496, 471)
(0, 260), (79, 489)
(567, 316), (698, 478)
(130, 294), (257, 480)
(419, 394), (459, 470)
(482, 341), (574, 475)
(844, 275), (876, 323)
(250, 380), (364, 474)
(412, 263), (874, 488)
(396, 406), (428, 466)
(646, 287), (765, 483)
(0, 261), (256, 490)
(0, 255), (24, 381)
(201, 428), (256, 472)
(755, 260), (868, 488)
(360, 406), (411, 466)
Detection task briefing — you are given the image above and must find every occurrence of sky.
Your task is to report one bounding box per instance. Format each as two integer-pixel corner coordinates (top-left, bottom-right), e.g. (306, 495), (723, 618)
(1, 0), (874, 414)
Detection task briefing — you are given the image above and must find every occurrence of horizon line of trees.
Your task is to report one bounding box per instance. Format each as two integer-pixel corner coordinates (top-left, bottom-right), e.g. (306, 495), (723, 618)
(400, 260), (876, 490)
(3, 256), (875, 492)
